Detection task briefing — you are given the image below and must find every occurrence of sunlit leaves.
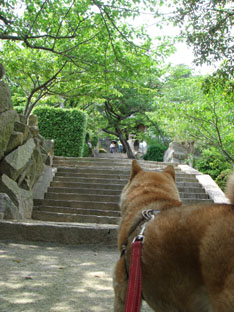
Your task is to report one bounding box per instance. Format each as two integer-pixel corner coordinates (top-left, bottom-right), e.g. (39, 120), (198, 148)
(155, 64), (234, 164)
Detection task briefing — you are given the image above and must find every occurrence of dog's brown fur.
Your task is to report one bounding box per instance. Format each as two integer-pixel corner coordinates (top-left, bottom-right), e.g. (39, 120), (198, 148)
(113, 160), (234, 312)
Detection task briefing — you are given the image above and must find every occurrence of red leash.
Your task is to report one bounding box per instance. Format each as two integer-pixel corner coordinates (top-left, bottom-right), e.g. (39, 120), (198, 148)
(124, 210), (159, 312)
(125, 239), (143, 312)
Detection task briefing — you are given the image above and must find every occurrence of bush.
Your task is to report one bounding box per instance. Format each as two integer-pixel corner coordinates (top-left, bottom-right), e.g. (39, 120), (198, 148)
(194, 147), (233, 190)
(33, 106), (87, 157)
(143, 142), (168, 162)
(82, 143), (90, 157)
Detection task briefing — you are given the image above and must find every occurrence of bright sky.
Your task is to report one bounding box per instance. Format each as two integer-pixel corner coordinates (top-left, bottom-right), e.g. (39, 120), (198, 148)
(133, 9), (216, 75)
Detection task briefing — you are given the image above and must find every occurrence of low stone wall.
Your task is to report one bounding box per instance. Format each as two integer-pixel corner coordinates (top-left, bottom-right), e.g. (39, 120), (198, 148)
(0, 64), (53, 220)
(178, 164), (230, 204)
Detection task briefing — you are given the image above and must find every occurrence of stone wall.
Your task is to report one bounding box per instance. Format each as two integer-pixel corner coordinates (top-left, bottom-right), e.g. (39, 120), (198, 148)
(0, 64), (53, 220)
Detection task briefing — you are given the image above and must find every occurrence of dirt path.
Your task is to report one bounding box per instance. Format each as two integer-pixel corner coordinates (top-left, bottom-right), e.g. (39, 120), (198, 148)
(0, 241), (152, 312)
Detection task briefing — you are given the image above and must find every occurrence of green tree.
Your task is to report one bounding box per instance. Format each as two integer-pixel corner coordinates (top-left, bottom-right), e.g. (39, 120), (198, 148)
(88, 81), (157, 158)
(167, 0), (234, 73)
(155, 65), (234, 165)
(1, 0), (174, 117)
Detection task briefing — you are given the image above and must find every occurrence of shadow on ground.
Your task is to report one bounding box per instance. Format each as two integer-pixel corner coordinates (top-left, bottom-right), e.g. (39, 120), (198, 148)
(0, 241), (152, 312)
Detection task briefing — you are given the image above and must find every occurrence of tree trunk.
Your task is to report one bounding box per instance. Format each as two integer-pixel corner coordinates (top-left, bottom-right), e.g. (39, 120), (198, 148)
(102, 125), (135, 159)
(115, 126), (135, 159)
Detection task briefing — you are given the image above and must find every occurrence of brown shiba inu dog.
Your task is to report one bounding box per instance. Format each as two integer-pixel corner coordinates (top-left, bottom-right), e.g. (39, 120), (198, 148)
(113, 160), (234, 312)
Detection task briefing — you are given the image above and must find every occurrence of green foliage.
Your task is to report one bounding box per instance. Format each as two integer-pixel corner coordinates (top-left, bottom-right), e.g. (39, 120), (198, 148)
(168, 0), (234, 73)
(0, 0), (174, 117)
(143, 141), (167, 162)
(155, 65), (234, 165)
(82, 144), (90, 157)
(33, 106), (87, 157)
(14, 106), (25, 114)
(194, 148), (233, 190)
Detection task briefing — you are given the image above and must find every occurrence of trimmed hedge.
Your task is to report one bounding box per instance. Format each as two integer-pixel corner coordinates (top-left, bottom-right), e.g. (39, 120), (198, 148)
(33, 106), (87, 157)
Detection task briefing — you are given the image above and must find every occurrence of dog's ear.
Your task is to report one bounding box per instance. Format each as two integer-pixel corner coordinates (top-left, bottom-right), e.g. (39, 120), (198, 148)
(130, 160), (142, 181)
(163, 165), (175, 181)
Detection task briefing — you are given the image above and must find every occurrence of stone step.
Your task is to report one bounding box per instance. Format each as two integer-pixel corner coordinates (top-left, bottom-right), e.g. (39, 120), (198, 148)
(47, 186), (206, 195)
(52, 176), (198, 184)
(56, 166), (183, 174)
(34, 199), (119, 211)
(50, 181), (124, 190)
(0, 220), (118, 245)
(44, 191), (209, 201)
(50, 181), (205, 190)
(48, 187), (122, 196)
(54, 171), (195, 179)
(55, 172), (129, 180)
(33, 205), (121, 217)
(32, 210), (120, 225)
(53, 156), (178, 167)
(45, 192), (120, 202)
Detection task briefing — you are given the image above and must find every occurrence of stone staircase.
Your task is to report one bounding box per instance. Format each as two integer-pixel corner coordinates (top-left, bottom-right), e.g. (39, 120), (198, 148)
(0, 156), (213, 245)
(33, 157), (211, 225)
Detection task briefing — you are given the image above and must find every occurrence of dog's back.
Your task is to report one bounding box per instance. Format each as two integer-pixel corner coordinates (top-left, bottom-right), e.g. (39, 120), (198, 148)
(114, 163), (234, 312)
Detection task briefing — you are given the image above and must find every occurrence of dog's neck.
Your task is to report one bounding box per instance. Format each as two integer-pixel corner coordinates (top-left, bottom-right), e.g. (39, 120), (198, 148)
(118, 199), (182, 251)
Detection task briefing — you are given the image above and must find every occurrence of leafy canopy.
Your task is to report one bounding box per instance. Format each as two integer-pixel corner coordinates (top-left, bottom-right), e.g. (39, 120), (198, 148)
(0, 0), (174, 116)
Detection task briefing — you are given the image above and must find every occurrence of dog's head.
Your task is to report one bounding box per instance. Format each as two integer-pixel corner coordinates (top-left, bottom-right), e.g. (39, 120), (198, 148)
(120, 160), (181, 216)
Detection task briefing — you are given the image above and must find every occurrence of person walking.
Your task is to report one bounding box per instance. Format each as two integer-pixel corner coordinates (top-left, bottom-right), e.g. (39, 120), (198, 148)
(110, 142), (115, 153)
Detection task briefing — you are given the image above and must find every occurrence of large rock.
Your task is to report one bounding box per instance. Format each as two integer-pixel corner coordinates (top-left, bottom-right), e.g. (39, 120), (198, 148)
(0, 193), (20, 220)
(0, 109), (18, 160)
(14, 121), (31, 143)
(0, 138), (36, 181)
(0, 81), (12, 113)
(164, 142), (187, 163)
(17, 145), (43, 189)
(28, 114), (38, 126)
(5, 131), (24, 154)
(0, 174), (33, 218)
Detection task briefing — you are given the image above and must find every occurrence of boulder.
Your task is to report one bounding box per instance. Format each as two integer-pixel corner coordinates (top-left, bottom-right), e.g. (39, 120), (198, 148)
(164, 142), (187, 163)
(6, 131), (24, 154)
(29, 125), (39, 138)
(0, 138), (36, 181)
(0, 109), (18, 160)
(0, 193), (20, 220)
(0, 81), (12, 113)
(17, 145), (43, 189)
(19, 114), (27, 124)
(14, 121), (31, 143)
(0, 174), (33, 218)
(28, 114), (38, 127)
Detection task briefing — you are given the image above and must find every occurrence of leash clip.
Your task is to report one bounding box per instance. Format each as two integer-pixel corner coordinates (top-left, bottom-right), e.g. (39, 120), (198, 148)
(132, 223), (146, 243)
(132, 209), (160, 244)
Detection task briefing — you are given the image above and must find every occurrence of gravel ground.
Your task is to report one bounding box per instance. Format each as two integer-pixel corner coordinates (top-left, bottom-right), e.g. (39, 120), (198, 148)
(0, 241), (153, 312)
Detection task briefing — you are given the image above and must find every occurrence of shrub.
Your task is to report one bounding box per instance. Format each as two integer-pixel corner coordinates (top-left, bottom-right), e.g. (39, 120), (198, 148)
(194, 147), (233, 190)
(82, 144), (89, 157)
(143, 142), (168, 162)
(33, 106), (87, 157)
